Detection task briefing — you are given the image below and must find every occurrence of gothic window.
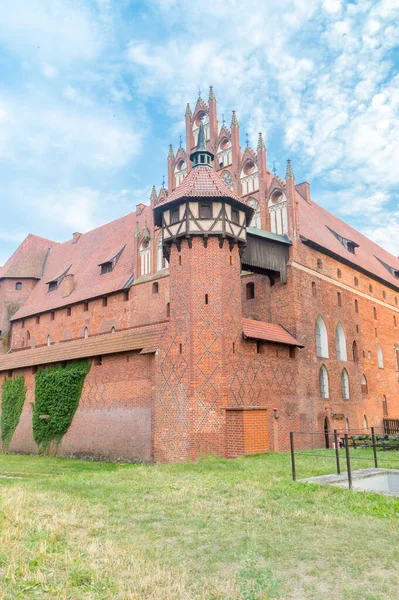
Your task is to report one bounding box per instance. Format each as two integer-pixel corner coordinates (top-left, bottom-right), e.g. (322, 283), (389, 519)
(341, 369), (350, 399)
(157, 238), (168, 271)
(140, 239), (151, 276)
(335, 322), (347, 361)
(248, 197), (261, 228)
(361, 375), (368, 395)
(352, 340), (358, 362)
(16, 282), (22, 290)
(217, 138), (232, 168)
(382, 395), (388, 417)
(47, 335), (51, 346)
(268, 189), (288, 235)
(174, 159), (187, 187)
(241, 160), (259, 195)
(319, 365), (329, 398)
(316, 316), (329, 358)
(363, 415), (368, 430)
(84, 327), (89, 339)
(377, 344), (384, 369)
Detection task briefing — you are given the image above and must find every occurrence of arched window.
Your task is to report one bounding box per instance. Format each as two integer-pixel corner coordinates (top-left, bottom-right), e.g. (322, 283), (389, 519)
(84, 327), (89, 339)
(247, 197), (261, 228)
(316, 316), (329, 358)
(341, 369), (350, 399)
(337, 292), (342, 307)
(363, 415), (368, 430)
(241, 160), (259, 195)
(335, 322), (347, 361)
(382, 395), (388, 417)
(193, 111), (210, 145)
(47, 335), (51, 346)
(361, 375), (368, 395)
(354, 299), (359, 313)
(157, 238), (168, 271)
(377, 344), (384, 368)
(111, 326), (116, 333)
(217, 138), (232, 168)
(345, 418), (349, 432)
(373, 307), (377, 319)
(140, 239), (151, 276)
(319, 365), (329, 398)
(312, 281), (316, 298)
(268, 189), (287, 235)
(16, 282), (22, 290)
(26, 330), (31, 346)
(174, 159), (187, 187)
(352, 340), (358, 363)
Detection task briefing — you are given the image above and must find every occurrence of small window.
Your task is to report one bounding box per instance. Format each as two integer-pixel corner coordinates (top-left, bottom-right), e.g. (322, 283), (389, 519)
(369, 284), (373, 293)
(382, 395), (388, 417)
(111, 326), (116, 333)
(48, 281), (57, 292)
(352, 341), (358, 362)
(394, 315), (397, 327)
(170, 208), (179, 224)
(373, 307), (377, 319)
(16, 282), (22, 290)
(7, 370), (13, 378)
(84, 327), (89, 339)
(66, 307), (71, 317)
(317, 259), (323, 269)
(21, 319), (25, 328)
(375, 327), (378, 338)
(356, 324), (359, 333)
(377, 344), (384, 369)
(32, 366), (38, 375)
(354, 299), (359, 313)
(199, 203), (212, 219)
(382, 290), (386, 300)
(166, 302), (170, 317)
(354, 276), (358, 286)
(152, 282), (159, 294)
(319, 365), (329, 399)
(103, 297), (108, 307)
(205, 294), (209, 305)
(231, 208), (239, 225)
(337, 269), (342, 278)
(123, 290), (129, 302)
(246, 282), (255, 300)
(337, 292), (342, 307)
(94, 356), (102, 366)
(84, 301), (89, 312)
(289, 346), (296, 359)
(312, 282), (316, 298)
(101, 261), (113, 275)
(36, 315), (40, 324)
(50, 311), (55, 321)
(395, 296), (398, 305)
(341, 369), (350, 399)
(363, 415), (368, 430)
(47, 335), (51, 346)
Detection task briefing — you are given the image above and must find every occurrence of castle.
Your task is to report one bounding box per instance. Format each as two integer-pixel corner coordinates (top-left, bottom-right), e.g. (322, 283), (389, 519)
(0, 87), (398, 462)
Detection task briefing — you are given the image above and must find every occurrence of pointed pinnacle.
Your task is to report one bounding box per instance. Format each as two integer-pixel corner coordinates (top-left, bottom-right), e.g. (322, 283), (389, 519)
(286, 159), (294, 179)
(168, 144), (174, 159)
(231, 110), (238, 128)
(185, 103), (192, 117)
(150, 185), (157, 200)
(257, 132), (266, 151)
(208, 85), (215, 102)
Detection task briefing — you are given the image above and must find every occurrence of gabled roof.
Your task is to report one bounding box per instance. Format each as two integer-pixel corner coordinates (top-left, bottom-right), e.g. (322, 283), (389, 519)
(0, 234), (56, 280)
(0, 322), (167, 371)
(11, 211), (145, 321)
(242, 318), (303, 347)
(297, 193), (399, 289)
(153, 166), (254, 226)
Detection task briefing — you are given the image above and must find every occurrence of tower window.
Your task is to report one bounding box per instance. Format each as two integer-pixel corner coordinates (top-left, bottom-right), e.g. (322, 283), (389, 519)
(341, 369), (350, 399)
(170, 208), (179, 224)
(246, 282), (255, 300)
(361, 375), (368, 395)
(319, 365), (329, 399)
(231, 208), (239, 225)
(394, 315), (397, 327)
(16, 282), (22, 290)
(199, 203), (212, 219)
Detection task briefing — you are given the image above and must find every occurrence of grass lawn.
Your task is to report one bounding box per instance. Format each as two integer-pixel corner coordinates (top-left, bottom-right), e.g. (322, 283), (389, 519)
(0, 450), (399, 599)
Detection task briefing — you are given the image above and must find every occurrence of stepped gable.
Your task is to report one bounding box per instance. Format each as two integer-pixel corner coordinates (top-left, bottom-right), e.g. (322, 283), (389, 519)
(0, 234), (57, 279)
(11, 213), (139, 321)
(297, 192), (399, 289)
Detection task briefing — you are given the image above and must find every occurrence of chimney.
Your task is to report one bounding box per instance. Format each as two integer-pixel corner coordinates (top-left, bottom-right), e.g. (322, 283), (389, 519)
(295, 182), (311, 204)
(72, 232), (82, 244)
(61, 273), (75, 297)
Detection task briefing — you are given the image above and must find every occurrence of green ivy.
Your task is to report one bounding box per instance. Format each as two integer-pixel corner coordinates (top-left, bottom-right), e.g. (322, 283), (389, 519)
(32, 361), (90, 453)
(1, 376), (26, 452)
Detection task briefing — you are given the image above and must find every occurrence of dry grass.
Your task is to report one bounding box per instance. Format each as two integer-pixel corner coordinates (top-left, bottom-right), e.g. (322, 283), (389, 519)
(0, 451), (398, 599)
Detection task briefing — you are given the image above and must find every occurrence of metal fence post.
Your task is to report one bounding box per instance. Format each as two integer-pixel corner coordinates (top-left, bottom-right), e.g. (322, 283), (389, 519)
(345, 434), (352, 489)
(334, 429), (341, 475)
(371, 427), (378, 469)
(290, 432), (296, 481)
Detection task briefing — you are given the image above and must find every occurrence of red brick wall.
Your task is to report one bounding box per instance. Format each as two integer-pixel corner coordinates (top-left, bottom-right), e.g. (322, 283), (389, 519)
(0, 278), (37, 352)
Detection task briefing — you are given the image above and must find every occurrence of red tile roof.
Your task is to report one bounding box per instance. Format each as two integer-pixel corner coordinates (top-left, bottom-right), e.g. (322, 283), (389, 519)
(242, 318), (303, 347)
(11, 213), (140, 321)
(0, 234), (57, 279)
(297, 193), (399, 289)
(0, 322), (167, 371)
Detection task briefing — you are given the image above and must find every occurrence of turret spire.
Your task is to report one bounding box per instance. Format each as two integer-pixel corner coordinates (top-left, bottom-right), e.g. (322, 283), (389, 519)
(189, 117), (214, 168)
(286, 159), (294, 179)
(208, 85), (215, 102)
(231, 110), (238, 127)
(168, 144), (174, 159)
(185, 103), (192, 117)
(150, 185), (157, 201)
(257, 132), (266, 151)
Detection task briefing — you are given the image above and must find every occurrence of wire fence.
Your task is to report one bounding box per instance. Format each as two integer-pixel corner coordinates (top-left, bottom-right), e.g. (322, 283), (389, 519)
(290, 427), (399, 489)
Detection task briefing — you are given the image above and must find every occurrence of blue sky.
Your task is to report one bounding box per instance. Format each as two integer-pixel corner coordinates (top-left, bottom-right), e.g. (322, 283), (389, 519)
(0, 0), (398, 266)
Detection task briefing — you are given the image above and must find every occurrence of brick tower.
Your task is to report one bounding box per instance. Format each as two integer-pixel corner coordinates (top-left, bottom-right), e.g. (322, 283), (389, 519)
(153, 119), (254, 462)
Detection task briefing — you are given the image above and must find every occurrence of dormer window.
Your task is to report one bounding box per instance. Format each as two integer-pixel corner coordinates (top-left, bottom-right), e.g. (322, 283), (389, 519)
(46, 266), (71, 293)
(48, 280), (57, 292)
(99, 246), (125, 276)
(327, 227), (359, 255)
(375, 256), (399, 279)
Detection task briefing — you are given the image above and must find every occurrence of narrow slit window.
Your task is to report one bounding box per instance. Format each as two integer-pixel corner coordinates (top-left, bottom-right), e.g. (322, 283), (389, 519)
(205, 294), (209, 305)
(246, 282), (255, 300)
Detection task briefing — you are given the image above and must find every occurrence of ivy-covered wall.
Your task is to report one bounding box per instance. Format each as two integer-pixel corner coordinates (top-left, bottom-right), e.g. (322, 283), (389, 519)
(1, 376), (26, 452)
(32, 361), (90, 454)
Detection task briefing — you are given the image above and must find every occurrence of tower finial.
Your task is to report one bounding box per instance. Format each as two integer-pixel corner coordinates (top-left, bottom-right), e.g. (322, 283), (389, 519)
(198, 87), (201, 99)
(245, 133), (250, 148)
(189, 116), (214, 168)
(161, 175), (165, 188)
(185, 103), (192, 117)
(150, 185), (157, 200)
(231, 110), (238, 127)
(179, 135), (182, 148)
(222, 113), (225, 126)
(168, 144), (174, 159)
(272, 161), (277, 176)
(208, 85), (215, 102)
(257, 132), (265, 150)
(286, 159), (294, 179)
